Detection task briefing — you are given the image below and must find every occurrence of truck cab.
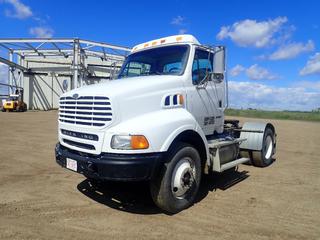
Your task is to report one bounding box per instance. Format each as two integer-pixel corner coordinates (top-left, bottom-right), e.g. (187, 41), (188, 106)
(55, 35), (276, 213)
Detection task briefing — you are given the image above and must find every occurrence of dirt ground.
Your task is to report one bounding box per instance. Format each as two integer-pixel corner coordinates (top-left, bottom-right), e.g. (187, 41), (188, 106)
(0, 111), (319, 240)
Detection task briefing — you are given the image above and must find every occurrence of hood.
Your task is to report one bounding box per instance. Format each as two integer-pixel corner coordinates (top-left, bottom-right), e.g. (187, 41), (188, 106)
(63, 75), (182, 99)
(62, 75), (185, 126)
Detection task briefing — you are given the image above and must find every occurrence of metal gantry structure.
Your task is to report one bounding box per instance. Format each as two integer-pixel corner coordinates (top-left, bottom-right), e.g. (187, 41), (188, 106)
(0, 38), (131, 95)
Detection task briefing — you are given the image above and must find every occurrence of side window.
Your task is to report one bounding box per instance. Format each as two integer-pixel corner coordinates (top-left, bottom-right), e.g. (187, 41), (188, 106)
(192, 49), (213, 85)
(122, 62), (151, 77)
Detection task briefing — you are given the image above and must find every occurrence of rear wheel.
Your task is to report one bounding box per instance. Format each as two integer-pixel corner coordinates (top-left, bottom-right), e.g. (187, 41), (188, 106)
(251, 127), (275, 167)
(150, 143), (201, 214)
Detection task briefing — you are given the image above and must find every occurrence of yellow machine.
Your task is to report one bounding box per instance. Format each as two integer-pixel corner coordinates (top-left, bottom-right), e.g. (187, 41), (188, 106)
(1, 90), (27, 112)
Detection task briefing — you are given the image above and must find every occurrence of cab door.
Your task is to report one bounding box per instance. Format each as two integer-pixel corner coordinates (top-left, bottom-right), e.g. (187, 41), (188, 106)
(186, 48), (224, 135)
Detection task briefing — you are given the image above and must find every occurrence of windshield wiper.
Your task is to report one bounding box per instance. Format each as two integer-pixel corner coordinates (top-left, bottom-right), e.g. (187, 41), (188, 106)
(148, 71), (162, 75)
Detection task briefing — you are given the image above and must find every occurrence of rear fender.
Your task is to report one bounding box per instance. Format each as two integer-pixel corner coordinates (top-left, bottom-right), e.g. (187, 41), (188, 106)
(240, 122), (276, 153)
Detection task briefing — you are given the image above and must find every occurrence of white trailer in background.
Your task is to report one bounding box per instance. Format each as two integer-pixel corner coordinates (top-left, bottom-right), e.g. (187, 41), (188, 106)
(55, 35), (277, 213)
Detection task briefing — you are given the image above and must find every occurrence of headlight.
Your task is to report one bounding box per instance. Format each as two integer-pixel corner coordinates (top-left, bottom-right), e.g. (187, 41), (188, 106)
(111, 135), (149, 150)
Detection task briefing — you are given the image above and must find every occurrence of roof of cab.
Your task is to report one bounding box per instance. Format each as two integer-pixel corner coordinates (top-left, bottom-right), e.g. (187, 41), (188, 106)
(131, 34), (200, 53)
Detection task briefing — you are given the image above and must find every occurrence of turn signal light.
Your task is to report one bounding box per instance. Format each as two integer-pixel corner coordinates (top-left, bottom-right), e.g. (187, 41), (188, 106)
(131, 135), (149, 149)
(179, 94), (184, 105)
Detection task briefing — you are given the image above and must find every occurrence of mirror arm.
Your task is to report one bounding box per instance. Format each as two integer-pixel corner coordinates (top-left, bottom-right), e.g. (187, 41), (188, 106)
(196, 73), (211, 89)
(211, 73), (224, 83)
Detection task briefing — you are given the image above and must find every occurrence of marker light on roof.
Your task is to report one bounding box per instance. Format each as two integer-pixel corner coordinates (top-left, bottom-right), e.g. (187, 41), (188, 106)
(131, 35), (200, 53)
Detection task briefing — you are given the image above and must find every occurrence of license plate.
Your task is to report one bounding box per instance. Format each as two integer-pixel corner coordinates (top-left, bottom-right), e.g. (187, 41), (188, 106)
(66, 158), (77, 172)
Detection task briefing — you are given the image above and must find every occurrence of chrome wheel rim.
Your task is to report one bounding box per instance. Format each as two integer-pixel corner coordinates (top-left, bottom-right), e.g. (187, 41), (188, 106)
(171, 157), (196, 199)
(264, 135), (273, 159)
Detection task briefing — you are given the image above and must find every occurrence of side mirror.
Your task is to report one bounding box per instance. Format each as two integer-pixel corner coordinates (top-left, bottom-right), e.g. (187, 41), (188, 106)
(212, 46), (225, 83)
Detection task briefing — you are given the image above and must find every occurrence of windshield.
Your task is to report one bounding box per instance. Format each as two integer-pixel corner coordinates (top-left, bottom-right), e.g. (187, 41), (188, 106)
(118, 45), (189, 79)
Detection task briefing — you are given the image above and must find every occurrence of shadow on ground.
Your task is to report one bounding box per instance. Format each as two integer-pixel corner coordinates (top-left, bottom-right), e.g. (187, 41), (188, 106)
(77, 169), (250, 215)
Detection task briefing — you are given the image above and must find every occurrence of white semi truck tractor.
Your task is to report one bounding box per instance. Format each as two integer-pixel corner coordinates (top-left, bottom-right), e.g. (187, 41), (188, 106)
(55, 35), (276, 213)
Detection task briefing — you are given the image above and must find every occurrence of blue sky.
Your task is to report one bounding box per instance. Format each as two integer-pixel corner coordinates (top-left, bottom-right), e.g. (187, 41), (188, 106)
(0, 0), (319, 110)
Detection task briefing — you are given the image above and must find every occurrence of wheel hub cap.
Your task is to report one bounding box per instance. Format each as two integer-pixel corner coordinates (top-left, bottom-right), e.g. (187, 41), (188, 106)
(172, 158), (195, 198)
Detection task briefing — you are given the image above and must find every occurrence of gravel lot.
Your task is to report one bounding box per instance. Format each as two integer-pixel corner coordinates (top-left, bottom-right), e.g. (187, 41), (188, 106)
(0, 111), (319, 240)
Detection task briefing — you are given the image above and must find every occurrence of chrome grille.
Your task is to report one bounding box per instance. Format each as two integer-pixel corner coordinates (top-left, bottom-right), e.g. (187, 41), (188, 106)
(59, 96), (112, 127)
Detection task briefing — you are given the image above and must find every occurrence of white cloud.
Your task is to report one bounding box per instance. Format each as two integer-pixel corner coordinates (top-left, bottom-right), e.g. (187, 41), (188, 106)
(216, 26), (230, 41)
(3, 0), (32, 19)
(29, 26), (54, 38)
(269, 40), (315, 60)
(228, 81), (320, 111)
(246, 64), (278, 80)
(171, 16), (185, 25)
(217, 17), (288, 48)
(179, 29), (187, 34)
(230, 64), (278, 80)
(230, 64), (245, 77)
(293, 80), (320, 91)
(300, 52), (320, 76)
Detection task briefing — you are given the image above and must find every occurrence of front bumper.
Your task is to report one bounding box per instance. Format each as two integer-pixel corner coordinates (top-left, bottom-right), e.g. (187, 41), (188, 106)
(55, 143), (164, 181)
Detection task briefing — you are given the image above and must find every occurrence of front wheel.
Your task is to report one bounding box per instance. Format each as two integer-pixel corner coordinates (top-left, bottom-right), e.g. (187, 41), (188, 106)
(150, 143), (201, 214)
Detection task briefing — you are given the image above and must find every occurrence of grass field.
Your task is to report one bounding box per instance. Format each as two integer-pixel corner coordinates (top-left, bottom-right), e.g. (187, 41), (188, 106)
(225, 108), (320, 122)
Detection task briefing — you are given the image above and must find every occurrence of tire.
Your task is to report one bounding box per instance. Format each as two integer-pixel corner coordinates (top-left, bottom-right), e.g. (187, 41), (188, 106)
(150, 143), (201, 214)
(251, 127), (275, 167)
